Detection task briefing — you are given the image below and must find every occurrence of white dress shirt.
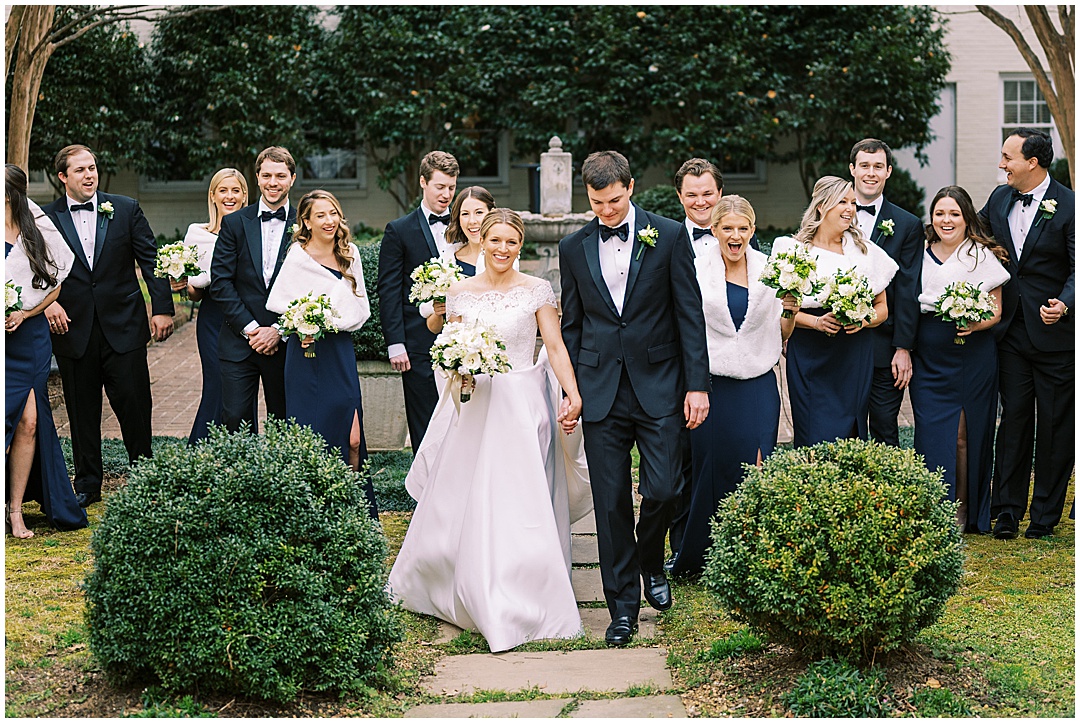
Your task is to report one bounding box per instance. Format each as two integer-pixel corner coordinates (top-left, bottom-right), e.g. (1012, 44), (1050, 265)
(68, 193), (98, 269)
(420, 200), (455, 261)
(1009, 172), (1051, 260)
(856, 198), (882, 240)
(257, 198), (289, 286)
(599, 206), (637, 315)
(684, 217), (714, 259)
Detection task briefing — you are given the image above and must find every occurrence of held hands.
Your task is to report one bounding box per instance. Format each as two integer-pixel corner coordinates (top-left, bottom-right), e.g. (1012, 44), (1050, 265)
(247, 325), (280, 354)
(684, 391), (709, 430)
(390, 352), (411, 372)
(1040, 298), (1067, 325)
(557, 395), (582, 435)
(891, 348), (912, 390)
(45, 301), (70, 334)
(150, 314), (174, 342)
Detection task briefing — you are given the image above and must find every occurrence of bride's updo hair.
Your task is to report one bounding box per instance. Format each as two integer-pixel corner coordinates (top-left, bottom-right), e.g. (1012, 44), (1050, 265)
(710, 194), (756, 229)
(479, 208), (525, 243)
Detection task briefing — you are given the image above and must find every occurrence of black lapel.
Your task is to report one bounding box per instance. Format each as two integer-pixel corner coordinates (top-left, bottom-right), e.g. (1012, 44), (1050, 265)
(244, 207), (264, 283)
(1017, 178), (1058, 267)
(869, 199), (888, 245)
(581, 220), (618, 317)
(268, 205), (296, 288)
(52, 203), (91, 270)
(622, 205), (648, 304)
(996, 189), (1020, 264)
(416, 208), (439, 258)
(93, 193), (110, 268)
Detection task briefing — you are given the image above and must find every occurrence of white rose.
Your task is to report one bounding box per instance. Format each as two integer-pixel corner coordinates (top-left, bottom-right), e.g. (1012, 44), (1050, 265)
(798, 277), (814, 295)
(297, 321), (319, 335)
(838, 283), (855, 298)
(6, 287), (19, 308)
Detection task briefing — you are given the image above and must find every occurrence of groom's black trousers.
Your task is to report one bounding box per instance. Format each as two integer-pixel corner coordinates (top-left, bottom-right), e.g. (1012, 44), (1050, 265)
(582, 370), (685, 621)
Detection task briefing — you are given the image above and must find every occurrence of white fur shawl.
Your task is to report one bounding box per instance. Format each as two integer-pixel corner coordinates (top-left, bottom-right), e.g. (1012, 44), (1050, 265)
(184, 223), (217, 289)
(918, 240), (1011, 313)
(695, 247), (784, 379)
(772, 232), (898, 308)
(265, 243), (370, 332)
(6, 200), (75, 311)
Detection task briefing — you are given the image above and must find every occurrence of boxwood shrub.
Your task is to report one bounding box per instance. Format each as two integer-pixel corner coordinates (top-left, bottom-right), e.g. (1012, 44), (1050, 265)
(84, 419), (402, 702)
(352, 238), (387, 361)
(703, 438), (964, 660)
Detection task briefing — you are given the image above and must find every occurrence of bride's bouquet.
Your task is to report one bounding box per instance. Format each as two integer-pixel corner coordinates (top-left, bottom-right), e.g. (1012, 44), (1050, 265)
(820, 268), (877, 333)
(276, 292), (342, 358)
(759, 244), (825, 318)
(934, 281), (997, 345)
(154, 243), (203, 283)
(409, 257), (464, 306)
(6, 280), (23, 316)
(430, 321), (511, 403)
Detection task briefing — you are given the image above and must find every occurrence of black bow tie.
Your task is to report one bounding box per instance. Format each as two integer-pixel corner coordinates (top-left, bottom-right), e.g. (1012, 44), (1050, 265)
(260, 207), (286, 222)
(600, 224), (629, 242)
(856, 204), (877, 215)
(1011, 190), (1034, 207)
(428, 213), (451, 226)
(70, 202), (94, 213)
(692, 227), (713, 240)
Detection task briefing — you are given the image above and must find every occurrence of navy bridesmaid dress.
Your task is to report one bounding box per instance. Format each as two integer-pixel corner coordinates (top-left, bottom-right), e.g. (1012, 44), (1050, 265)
(786, 308), (874, 448)
(455, 257), (477, 277)
(5, 243), (87, 531)
(909, 248), (998, 533)
(671, 282), (779, 578)
(283, 266), (378, 520)
(189, 295), (257, 444)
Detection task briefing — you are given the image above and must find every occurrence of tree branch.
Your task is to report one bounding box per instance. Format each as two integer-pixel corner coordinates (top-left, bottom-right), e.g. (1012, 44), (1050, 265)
(42, 5), (230, 55)
(975, 7), (1056, 93)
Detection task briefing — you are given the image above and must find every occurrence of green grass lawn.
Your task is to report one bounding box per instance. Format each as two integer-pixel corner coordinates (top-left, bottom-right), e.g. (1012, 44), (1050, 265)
(5, 439), (1075, 717)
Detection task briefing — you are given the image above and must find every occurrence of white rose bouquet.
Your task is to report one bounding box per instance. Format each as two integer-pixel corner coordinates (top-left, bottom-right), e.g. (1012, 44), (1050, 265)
(154, 242), (203, 282)
(760, 244), (825, 318)
(430, 320), (512, 402)
(276, 292), (342, 358)
(6, 280), (23, 316)
(820, 268), (877, 331)
(934, 281), (997, 345)
(409, 257), (464, 306)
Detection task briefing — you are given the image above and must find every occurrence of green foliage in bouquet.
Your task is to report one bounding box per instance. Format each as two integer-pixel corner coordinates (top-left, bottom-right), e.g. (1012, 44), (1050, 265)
(783, 658), (891, 717)
(83, 419), (402, 703)
(703, 438), (964, 660)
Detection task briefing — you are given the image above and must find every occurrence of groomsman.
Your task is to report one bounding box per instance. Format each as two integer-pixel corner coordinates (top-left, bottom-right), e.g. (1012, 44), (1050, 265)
(848, 139), (922, 446)
(43, 144), (175, 507)
(979, 128), (1074, 540)
(210, 146), (296, 430)
(560, 151), (710, 646)
(673, 158), (759, 258)
(377, 150), (459, 451)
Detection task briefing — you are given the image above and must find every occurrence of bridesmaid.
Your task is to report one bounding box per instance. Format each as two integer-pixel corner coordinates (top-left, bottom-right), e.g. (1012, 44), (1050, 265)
(423, 185), (496, 330)
(670, 196), (796, 578)
(5, 164), (87, 536)
(183, 168), (253, 444)
(775, 176), (898, 447)
(909, 186), (1010, 533)
(265, 190), (378, 520)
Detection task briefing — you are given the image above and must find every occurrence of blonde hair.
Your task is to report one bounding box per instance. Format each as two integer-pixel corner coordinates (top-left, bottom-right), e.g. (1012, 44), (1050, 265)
(710, 194), (756, 228)
(294, 190), (360, 295)
(795, 176), (867, 253)
(479, 207), (525, 243)
(206, 168), (248, 233)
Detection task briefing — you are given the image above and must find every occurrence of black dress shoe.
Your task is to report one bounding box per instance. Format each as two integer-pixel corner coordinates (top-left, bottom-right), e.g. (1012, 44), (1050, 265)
(642, 571), (672, 611)
(1024, 523), (1053, 539)
(993, 512), (1018, 540)
(75, 490), (101, 508)
(663, 555), (678, 574)
(605, 615), (637, 647)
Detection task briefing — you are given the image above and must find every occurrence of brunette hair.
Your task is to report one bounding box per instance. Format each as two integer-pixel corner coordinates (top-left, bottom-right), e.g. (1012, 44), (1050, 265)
(795, 176), (867, 253)
(478, 208), (524, 244)
(205, 168), (248, 233)
(1009, 127), (1054, 168)
(419, 150), (460, 181)
(293, 190), (360, 294)
(6, 164), (58, 289)
(54, 144), (96, 175)
(925, 185), (1009, 264)
(255, 146), (296, 175)
(446, 186), (496, 246)
(710, 194), (756, 228)
(581, 150), (632, 190)
(848, 138), (894, 168)
(675, 158), (724, 193)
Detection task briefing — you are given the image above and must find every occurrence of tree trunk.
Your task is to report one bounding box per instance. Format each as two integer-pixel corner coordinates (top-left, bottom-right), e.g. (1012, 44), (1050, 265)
(6, 5), (56, 172)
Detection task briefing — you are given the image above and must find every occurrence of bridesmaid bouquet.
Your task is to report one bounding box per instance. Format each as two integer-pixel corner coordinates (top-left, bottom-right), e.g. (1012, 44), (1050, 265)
(934, 281), (997, 345)
(409, 258), (464, 306)
(276, 292), (342, 358)
(430, 321), (511, 403)
(760, 245), (825, 317)
(6, 280), (23, 316)
(154, 242), (204, 297)
(820, 268), (877, 332)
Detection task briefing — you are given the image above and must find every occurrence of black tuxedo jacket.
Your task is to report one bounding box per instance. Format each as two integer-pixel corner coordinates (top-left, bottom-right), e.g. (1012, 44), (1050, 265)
(43, 193), (174, 358)
(559, 205), (711, 423)
(979, 177), (1075, 352)
(376, 207), (441, 359)
(868, 197), (922, 365)
(210, 202), (296, 362)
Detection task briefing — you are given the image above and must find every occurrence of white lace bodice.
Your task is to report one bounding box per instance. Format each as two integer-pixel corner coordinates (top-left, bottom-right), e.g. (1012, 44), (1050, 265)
(446, 281), (557, 370)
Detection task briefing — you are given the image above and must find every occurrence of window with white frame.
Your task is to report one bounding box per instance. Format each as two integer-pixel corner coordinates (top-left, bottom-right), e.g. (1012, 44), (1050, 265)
(1001, 76), (1059, 147)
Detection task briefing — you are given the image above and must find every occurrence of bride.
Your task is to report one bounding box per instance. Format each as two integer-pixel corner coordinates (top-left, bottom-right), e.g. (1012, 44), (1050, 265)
(387, 208), (592, 652)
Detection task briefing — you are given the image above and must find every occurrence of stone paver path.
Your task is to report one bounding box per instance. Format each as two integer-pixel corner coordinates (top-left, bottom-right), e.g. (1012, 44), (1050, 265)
(405, 699), (568, 718)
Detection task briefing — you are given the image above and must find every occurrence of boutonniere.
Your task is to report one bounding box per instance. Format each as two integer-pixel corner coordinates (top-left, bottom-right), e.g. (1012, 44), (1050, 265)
(289, 222), (301, 236)
(1034, 198), (1057, 227)
(877, 218), (895, 237)
(635, 225), (659, 261)
(98, 201), (114, 219)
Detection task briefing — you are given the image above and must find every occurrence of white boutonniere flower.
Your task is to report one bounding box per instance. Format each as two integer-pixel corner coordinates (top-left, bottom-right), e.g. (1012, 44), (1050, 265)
(290, 222), (301, 236)
(877, 218), (895, 237)
(98, 201), (114, 219)
(1035, 198), (1058, 227)
(635, 225), (659, 261)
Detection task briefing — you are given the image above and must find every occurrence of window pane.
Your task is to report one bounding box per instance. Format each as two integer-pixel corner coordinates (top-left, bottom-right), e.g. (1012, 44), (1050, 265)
(1020, 104), (1035, 124)
(1004, 104), (1018, 124)
(1038, 104), (1052, 124)
(1004, 81), (1018, 102)
(304, 149), (357, 180)
(1020, 81), (1034, 102)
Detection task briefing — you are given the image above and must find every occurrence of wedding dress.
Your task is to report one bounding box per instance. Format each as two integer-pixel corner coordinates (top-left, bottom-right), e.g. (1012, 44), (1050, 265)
(387, 279), (592, 652)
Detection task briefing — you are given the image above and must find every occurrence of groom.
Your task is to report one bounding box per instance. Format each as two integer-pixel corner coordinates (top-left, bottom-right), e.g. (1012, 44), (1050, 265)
(560, 151), (711, 646)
